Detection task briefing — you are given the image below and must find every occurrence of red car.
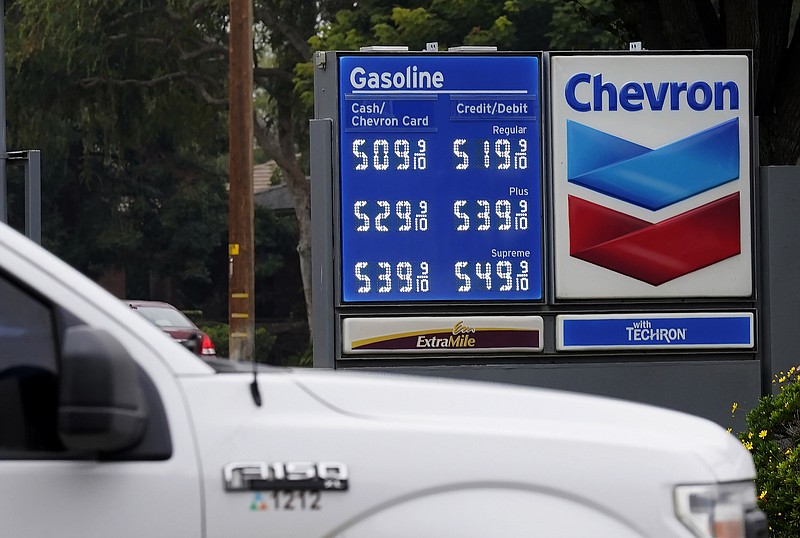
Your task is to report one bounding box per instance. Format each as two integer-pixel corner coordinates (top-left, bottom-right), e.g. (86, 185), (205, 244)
(126, 300), (216, 356)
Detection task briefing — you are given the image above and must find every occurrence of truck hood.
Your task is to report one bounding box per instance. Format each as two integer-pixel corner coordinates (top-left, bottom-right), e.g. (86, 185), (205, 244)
(183, 368), (756, 538)
(288, 368), (754, 482)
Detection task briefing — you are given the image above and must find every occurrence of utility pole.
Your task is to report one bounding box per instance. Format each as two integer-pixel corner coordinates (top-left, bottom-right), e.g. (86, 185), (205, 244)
(228, 0), (255, 361)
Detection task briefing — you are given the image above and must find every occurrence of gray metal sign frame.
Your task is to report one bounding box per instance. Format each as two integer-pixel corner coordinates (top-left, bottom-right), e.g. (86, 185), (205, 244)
(311, 49), (764, 429)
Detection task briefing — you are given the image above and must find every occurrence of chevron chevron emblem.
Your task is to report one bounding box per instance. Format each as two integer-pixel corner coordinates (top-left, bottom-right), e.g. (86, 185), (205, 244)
(567, 119), (742, 284)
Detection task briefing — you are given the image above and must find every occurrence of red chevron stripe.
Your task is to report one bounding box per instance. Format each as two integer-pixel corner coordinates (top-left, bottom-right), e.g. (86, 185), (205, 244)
(569, 193), (741, 285)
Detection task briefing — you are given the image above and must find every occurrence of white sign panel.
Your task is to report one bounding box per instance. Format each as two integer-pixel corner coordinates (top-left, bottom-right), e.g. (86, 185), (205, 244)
(342, 315), (543, 355)
(550, 53), (752, 299)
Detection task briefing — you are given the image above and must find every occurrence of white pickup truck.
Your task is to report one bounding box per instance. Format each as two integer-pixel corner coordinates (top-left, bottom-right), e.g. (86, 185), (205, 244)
(0, 219), (766, 538)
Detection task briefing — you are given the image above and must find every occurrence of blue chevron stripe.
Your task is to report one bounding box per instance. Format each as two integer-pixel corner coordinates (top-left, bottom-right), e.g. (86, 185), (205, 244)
(567, 118), (740, 210)
(567, 120), (651, 178)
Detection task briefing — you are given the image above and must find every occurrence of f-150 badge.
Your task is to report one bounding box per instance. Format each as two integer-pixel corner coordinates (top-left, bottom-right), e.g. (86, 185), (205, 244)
(223, 461), (349, 491)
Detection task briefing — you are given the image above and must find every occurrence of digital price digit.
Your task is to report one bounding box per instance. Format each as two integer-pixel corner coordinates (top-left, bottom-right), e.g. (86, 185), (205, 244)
(454, 260), (529, 292)
(453, 199), (529, 231)
(354, 261), (430, 294)
(354, 200), (428, 232)
(452, 139), (528, 170)
(353, 139), (427, 171)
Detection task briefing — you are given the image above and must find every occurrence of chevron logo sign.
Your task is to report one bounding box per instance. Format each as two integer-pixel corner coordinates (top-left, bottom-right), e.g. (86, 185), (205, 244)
(566, 118), (741, 285)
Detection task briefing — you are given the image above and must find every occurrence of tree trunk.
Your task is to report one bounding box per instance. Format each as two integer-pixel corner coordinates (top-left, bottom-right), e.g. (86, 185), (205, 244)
(287, 167), (313, 338)
(761, 9), (800, 165)
(658, 0), (711, 48)
(253, 107), (314, 339)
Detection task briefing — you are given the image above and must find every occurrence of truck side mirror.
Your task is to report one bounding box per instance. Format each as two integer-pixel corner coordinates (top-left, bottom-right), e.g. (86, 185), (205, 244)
(58, 326), (148, 453)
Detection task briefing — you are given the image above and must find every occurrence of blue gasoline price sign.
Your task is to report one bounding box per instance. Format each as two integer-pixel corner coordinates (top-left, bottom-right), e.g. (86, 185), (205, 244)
(338, 54), (542, 303)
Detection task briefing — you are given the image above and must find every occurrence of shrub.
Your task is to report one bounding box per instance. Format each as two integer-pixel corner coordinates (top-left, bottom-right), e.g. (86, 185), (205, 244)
(254, 328), (277, 362)
(200, 323), (277, 363)
(738, 366), (800, 537)
(200, 323), (227, 356)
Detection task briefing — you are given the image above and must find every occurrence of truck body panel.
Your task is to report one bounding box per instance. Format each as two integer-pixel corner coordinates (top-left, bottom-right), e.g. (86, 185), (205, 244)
(0, 221), (764, 537)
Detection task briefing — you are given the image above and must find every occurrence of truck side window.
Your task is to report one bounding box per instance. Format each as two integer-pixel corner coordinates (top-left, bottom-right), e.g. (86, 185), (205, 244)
(0, 274), (63, 456)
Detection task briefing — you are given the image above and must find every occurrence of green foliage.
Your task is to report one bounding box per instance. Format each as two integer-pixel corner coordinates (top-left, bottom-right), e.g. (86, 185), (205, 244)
(199, 323), (311, 366)
(739, 366), (800, 537)
(253, 206), (306, 319)
(201, 323), (230, 356)
(182, 310), (204, 323)
(201, 323), (278, 363)
(305, 0), (622, 55)
(295, 346), (313, 368)
(307, 0), (554, 53)
(6, 0), (230, 308)
(547, 0), (626, 50)
(298, 0), (622, 113)
(254, 206), (296, 280)
(255, 327), (278, 363)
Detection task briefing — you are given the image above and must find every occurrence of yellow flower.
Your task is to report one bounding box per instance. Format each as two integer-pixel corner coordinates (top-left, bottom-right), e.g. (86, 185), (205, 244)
(731, 402), (738, 414)
(758, 490), (767, 500)
(759, 430), (767, 438)
(748, 432), (753, 439)
(779, 376), (786, 383)
(726, 427), (732, 433)
(743, 441), (753, 451)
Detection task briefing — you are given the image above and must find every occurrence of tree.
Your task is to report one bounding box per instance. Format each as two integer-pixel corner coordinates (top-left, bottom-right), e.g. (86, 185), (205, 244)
(6, 0), (341, 332)
(610, 0), (800, 165)
(6, 0), (229, 307)
(304, 0), (555, 55)
(546, 0), (625, 50)
(250, 0), (353, 334)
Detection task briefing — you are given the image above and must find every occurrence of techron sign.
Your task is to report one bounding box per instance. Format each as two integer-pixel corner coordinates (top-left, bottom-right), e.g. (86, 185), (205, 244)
(549, 53), (753, 299)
